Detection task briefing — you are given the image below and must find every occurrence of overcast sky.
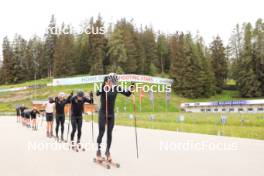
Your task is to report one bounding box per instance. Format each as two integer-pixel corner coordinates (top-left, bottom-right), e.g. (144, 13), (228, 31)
(0, 0), (263, 59)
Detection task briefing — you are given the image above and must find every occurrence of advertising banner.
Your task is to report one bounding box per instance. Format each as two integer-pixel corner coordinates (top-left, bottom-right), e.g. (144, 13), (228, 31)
(52, 74), (173, 86)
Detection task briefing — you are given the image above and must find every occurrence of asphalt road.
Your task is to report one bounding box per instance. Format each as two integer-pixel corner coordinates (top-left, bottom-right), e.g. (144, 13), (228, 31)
(1, 116), (264, 176)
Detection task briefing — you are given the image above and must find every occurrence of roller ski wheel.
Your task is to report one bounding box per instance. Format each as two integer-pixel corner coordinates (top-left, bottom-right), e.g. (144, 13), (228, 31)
(69, 142), (76, 151)
(102, 158), (120, 168)
(93, 156), (111, 169)
(55, 136), (60, 143)
(104, 151), (120, 168)
(77, 143), (85, 152)
(61, 138), (67, 143)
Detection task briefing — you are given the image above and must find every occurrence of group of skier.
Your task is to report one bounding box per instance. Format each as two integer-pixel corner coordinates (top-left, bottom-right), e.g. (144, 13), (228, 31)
(15, 73), (135, 162)
(16, 104), (40, 130)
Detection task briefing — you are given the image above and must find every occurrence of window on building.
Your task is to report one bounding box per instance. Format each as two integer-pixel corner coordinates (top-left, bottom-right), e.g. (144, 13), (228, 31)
(222, 108), (226, 111)
(206, 109), (211, 112)
(229, 108), (234, 112)
(238, 108), (244, 112)
(257, 108), (264, 111)
(214, 109), (218, 112)
(201, 109), (205, 112)
(248, 108), (253, 111)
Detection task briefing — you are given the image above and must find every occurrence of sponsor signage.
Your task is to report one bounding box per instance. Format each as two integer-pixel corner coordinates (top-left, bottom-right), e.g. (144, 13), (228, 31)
(181, 100), (264, 107)
(52, 74), (173, 86)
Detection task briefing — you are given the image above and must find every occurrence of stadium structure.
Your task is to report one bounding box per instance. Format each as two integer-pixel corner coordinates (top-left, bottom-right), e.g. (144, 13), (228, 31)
(180, 100), (264, 113)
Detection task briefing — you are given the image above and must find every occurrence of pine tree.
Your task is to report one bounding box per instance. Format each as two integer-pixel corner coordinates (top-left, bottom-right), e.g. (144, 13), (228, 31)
(170, 33), (185, 96)
(1, 37), (14, 84)
(181, 34), (205, 98)
(74, 33), (90, 75)
(236, 23), (262, 97)
(157, 33), (170, 74)
(32, 37), (45, 79)
(170, 33), (214, 98)
(196, 39), (215, 97)
(141, 27), (159, 75)
(228, 24), (244, 81)
(107, 28), (127, 73)
(210, 36), (228, 93)
(253, 19), (264, 96)
(89, 16), (107, 74)
(134, 30), (147, 74)
(24, 38), (35, 80)
(12, 35), (27, 83)
(44, 15), (57, 77)
(73, 20), (92, 75)
(53, 24), (75, 77)
(115, 19), (138, 73)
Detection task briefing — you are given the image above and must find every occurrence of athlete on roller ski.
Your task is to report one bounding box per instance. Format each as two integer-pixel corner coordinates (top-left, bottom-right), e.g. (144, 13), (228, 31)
(69, 91), (94, 151)
(24, 109), (32, 128)
(16, 105), (21, 123)
(29, 107), (40, 130)
(50, 92), (73, 142)
(45, 97), (55, 138)
(96, 73), (134, 163)
(19, 105), (28, 127)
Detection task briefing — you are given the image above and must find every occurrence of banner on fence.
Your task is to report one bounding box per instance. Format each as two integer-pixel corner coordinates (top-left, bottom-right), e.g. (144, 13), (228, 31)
(52, 74), (173, 86)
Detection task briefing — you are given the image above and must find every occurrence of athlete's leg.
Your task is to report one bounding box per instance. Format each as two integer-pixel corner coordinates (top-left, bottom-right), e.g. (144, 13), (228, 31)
(76, 117), (83, 143)
(70, 117), (77, 142)
(61, 115), (65, 140)
(97, 112), (106, 150)
(106, 117), (115, 153)
(55, 116), (60, 138)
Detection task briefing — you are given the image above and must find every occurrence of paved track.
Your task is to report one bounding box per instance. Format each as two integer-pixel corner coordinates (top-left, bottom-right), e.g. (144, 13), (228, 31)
(1, 116), (264, 176)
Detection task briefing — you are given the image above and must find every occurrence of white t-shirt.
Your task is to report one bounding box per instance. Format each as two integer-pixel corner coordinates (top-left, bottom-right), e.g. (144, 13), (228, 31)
(45, 102), (55, 113)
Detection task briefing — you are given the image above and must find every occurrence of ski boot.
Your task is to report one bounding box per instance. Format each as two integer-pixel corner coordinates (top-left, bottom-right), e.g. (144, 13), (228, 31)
(69, 141), (76, 150)
(61, 136), (66, 143)
(93, 150), (110, 169)
(104, 150), (120, 168)
(76, 141), (85, 152)
(96, 150), (103, 161)
(55, 134), (60, 142)
(105, 150), (112, 162)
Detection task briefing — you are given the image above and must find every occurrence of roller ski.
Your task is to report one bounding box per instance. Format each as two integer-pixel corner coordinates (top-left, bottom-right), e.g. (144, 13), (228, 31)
(102, 151), (120, 168)
(93, 150), (111, 169)
(60, 137), (67, 143)
(54, 135), (60, 143)
(69, 141), (85, 152)
(69, 141), (77, 151)
(76, 142), (86, 152)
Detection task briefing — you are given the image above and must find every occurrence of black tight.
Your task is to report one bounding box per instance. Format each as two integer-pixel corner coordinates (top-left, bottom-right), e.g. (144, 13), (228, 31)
(70, 116), (83, 142)
(55, 115), (65, 137)
(97, 112), (115, 152)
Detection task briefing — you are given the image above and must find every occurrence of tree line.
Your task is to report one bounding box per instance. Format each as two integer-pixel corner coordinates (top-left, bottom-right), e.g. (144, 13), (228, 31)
(0, 15), (263, 98)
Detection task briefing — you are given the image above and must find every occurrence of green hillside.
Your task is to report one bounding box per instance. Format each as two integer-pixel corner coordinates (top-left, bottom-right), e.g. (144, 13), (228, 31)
(1, 77), (264, 140)
(0, 77), (260, 112)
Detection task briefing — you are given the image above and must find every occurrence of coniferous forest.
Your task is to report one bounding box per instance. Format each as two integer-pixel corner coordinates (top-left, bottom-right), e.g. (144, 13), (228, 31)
(1, 15), (264, 99)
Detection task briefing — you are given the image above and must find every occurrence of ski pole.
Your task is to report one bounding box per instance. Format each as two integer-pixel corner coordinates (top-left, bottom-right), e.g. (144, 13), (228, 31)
(105, 87), (108, 127)
(66, 105), (71, 142)
(89, 91), (94, 142)
(132, 93), (139, 158)
(91, 109), (94, 142)
(37, 111), (41, 129)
